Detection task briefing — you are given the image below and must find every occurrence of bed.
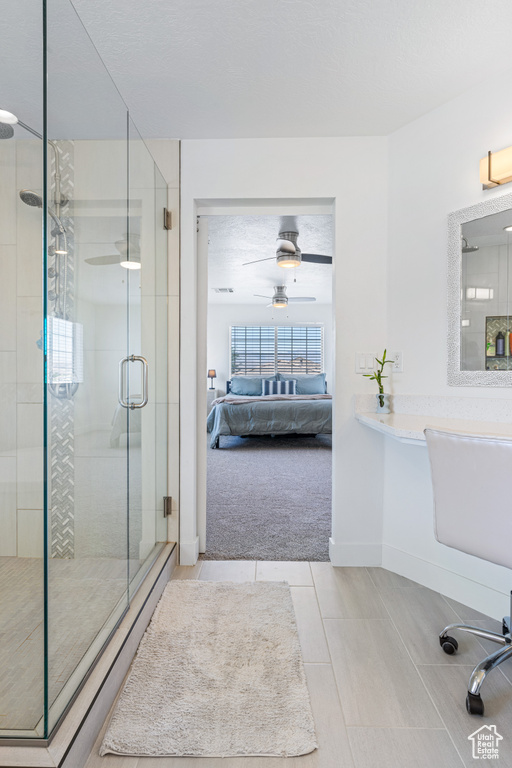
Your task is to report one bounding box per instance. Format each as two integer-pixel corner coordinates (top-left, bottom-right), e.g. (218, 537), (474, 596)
(206, 374), (332, 448)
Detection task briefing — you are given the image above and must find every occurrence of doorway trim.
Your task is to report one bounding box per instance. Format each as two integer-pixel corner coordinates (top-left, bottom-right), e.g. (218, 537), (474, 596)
(179, 197), (335, 564)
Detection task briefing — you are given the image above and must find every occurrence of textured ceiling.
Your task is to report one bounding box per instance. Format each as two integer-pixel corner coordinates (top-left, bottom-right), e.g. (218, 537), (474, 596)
(68, 0), (512, 139)
(207, 214), (333, 305)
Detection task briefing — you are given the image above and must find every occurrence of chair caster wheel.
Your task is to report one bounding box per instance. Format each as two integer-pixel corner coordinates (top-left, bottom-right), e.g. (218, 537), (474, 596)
(502, 620), (509, 636)
(440, 635), (458, 654)
(466, 692), (484, 716)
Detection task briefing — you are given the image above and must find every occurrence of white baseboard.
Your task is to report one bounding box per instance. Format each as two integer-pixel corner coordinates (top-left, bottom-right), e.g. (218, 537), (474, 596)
(382, 544), (509, 620)
(329, 538), (382, 566)
(180, 536), (200, 565)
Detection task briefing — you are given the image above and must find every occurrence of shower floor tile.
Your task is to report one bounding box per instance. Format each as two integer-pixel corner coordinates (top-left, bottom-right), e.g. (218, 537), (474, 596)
(0, 556), (138, 732)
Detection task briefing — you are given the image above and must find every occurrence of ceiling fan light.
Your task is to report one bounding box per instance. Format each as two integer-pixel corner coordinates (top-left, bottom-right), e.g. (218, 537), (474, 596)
(276, 252), (301, 268)
(272, 285), (289, 307)
(120, 260), (141, 270)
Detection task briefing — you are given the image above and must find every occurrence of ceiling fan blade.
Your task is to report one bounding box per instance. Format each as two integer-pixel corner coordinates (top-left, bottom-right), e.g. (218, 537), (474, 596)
(301, 253), (332, 264)
(288, 297), (316, 302)
(253, 294), (272, 299)
(85, 254), (122, 266)
(276, 238), (296, 253)
(243, 257), (276, 266)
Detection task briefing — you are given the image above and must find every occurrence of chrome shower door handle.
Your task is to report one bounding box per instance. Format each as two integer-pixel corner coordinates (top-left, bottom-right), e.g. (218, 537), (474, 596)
(118, 355), (149, 409)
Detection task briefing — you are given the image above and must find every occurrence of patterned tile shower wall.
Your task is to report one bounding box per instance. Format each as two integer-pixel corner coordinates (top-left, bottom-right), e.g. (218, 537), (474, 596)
(49, 141), (76, 559)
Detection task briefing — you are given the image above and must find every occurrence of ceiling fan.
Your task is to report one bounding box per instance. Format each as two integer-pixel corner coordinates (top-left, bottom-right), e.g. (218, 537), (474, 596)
(254, 285), (316, 308)
(243, 224), (332, 269)
(84, 233), (141, 269)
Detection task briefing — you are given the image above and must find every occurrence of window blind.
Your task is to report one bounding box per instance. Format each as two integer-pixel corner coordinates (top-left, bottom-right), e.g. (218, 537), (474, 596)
(230, 325), (275, 376)
(230, 325), (323, 376)
(276, 326), (323, 375)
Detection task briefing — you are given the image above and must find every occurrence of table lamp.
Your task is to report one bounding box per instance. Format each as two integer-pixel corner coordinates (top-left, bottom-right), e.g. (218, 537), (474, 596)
(208, 369), (216, 389)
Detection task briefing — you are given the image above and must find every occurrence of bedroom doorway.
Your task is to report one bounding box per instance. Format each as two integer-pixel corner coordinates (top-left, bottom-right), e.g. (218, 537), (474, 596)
(202, 211), (334, 562)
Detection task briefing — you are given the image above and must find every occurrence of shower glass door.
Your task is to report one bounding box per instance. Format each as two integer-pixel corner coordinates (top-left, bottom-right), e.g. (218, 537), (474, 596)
(127, 119), (168, 597)
(0, 0), (45, 738)
(45, 0), (132, 733)
(43, 0), (167, 735)
(0, 0), (170, 739)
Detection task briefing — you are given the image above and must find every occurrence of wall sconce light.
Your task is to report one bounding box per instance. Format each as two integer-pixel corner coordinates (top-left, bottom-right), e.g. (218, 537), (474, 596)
(480, 146), (512, 189)
(208, 369), (216, 389)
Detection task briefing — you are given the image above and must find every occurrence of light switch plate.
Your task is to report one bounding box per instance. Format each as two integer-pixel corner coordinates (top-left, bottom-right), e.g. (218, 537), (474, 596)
(355, 352), (378, 374)
(355, 353), (366, 373)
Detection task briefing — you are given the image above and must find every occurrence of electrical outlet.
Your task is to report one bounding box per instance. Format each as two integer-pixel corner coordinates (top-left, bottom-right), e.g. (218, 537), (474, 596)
(391, 351), (403, 372)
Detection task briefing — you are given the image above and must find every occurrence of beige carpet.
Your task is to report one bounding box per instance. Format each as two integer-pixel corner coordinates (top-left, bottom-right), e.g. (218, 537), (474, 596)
(206, 434), (332, 561)
(100, 580), (317, 757)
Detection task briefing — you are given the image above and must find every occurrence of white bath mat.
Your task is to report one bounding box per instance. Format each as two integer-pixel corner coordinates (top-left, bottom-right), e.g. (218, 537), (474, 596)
(100, 580), (317, 757)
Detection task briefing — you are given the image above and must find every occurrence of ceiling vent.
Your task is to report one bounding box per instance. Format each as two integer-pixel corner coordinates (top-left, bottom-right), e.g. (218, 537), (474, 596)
(213, 287), (234, 293)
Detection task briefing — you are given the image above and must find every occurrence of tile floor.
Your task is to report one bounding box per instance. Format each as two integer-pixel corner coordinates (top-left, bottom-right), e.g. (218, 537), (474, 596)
(85, 561), (512, 768)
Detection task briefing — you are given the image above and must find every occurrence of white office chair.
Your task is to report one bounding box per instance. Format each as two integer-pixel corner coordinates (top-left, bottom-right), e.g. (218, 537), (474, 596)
(425, 427), (512, 716)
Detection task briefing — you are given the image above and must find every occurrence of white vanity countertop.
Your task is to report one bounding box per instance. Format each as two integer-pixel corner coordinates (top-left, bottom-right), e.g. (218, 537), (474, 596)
(355, 411), (512, 445)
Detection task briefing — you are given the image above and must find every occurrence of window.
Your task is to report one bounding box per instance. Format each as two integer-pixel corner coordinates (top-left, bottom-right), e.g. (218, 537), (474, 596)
(230, 325), (323, 376)
(47, 317), (84, 384)
(276, 326), (323, 375)
(230, 326), (275, 376)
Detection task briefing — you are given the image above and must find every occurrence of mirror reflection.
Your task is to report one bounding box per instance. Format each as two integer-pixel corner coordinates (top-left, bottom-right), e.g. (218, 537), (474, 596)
(460, 209), (512, 371)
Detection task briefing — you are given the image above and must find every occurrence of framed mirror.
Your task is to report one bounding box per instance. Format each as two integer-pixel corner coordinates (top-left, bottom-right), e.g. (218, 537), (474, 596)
(448, 192), (512, 386)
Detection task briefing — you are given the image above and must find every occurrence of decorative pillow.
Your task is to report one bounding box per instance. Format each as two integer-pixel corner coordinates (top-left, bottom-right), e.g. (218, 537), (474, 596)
(230, 377), (264, 396)
(263, 379), (297, 395)
(279, 373), (326, 395)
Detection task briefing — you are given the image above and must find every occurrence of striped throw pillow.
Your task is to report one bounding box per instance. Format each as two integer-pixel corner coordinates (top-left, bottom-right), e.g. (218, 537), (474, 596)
(263, 379), (297, 395)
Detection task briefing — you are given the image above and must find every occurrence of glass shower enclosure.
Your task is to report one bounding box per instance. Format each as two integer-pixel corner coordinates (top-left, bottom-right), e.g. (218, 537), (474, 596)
(0, 0), (169, 739)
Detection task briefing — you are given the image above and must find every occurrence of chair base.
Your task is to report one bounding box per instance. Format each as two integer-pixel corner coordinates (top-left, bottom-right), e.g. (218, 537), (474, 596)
(439, 608), (512, 716)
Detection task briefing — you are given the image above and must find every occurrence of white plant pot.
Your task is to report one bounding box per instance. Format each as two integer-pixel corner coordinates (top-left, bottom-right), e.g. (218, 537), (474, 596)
(376, 393), (390, 414)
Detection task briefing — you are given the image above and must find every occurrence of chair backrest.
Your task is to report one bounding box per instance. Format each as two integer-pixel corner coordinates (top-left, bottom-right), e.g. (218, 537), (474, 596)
(425, 428), (512, 570)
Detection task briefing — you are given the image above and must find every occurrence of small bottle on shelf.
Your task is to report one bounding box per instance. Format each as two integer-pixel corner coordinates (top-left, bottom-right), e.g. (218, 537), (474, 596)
(496, 331), (505, 357)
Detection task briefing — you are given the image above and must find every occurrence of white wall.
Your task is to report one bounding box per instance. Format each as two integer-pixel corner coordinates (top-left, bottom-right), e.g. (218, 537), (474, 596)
(207, 302), (333, 395)
(384, 66), (512, 617)
(180, 137), (388, 565)
(178, 74), (512, 615)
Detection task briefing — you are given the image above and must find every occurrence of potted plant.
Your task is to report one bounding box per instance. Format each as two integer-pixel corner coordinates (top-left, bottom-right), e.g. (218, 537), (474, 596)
(364, 349), (393, 413)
